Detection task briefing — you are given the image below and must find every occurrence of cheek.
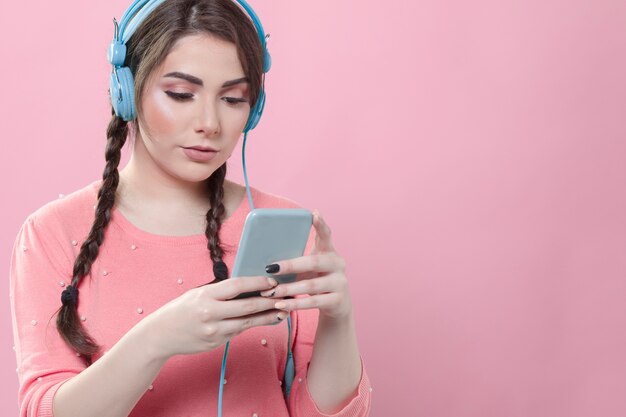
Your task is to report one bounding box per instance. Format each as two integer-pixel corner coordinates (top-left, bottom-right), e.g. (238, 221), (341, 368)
(142, 90), (180, 137)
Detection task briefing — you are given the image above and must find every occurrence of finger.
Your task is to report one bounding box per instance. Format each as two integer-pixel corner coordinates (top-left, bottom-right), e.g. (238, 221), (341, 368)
(215, 295), (285, 320)
(211, 276), (278, 301)
(273, 292), (338, 312)
(294, 270), (320, 282)
(266, 252), (344, 276)
(312, 209), (336, 252)
(260, 274), (336, 298)
(220, 308), (290, 335)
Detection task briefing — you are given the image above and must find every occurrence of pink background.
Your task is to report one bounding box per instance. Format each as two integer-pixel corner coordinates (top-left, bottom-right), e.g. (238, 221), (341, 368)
(1, 1), (625, 416)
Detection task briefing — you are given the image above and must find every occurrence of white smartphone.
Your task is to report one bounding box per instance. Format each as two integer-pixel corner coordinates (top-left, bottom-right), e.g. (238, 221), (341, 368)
(230, 208), (313, 300)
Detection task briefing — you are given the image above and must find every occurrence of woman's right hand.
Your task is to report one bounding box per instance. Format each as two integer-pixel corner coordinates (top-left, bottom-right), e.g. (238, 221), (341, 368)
(135, 276), (287, 360)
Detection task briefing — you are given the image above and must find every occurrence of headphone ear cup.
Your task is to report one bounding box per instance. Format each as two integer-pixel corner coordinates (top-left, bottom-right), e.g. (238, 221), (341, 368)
(109, 70), (122, 118)
(109, 67), (136, 121)
(263, 49), (272, 73)
(244, 88), (266, 132)
(116, 66), (136, 121)
(109, 66), (135, 121)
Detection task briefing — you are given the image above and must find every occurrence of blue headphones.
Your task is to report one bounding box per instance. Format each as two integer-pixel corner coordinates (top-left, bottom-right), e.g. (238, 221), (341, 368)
(107, 2), (295, 416)
(107, 0), (271, 133)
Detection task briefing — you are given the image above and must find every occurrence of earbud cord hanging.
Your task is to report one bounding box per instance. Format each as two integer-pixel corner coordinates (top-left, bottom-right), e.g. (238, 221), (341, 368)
(217, 130), (295, 417)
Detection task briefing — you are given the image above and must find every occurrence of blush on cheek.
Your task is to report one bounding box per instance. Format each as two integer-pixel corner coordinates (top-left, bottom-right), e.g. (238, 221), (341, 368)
(142, 89), (179, 138)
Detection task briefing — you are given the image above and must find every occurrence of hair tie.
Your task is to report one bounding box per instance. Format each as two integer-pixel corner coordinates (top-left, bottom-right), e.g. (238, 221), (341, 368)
(213, 260), (229, 281)
(196, 261), (229, 287)
(61, 285), (79, 306)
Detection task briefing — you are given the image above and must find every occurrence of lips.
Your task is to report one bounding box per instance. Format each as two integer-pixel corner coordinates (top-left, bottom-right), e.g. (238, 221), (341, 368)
(182, 147), (218, 162)
(184, 146), (217, 152)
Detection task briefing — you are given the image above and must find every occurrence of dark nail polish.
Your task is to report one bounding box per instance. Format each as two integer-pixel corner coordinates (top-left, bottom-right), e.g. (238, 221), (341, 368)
(265, 264), (279, 274)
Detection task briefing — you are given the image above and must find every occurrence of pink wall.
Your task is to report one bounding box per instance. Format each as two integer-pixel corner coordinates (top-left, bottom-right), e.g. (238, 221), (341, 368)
(2, 1), (625, 416)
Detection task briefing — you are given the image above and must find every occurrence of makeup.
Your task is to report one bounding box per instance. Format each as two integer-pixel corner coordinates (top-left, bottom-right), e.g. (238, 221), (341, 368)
(182, 147), (218, 162)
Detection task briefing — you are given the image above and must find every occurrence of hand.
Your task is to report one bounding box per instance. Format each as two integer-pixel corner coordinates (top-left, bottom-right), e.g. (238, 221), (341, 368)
(136, 276), (287, 361)
(259, 210), (353, 320)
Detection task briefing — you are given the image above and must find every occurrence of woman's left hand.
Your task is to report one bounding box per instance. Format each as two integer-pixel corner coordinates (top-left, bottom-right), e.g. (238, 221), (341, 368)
(259, 209), (353, 320)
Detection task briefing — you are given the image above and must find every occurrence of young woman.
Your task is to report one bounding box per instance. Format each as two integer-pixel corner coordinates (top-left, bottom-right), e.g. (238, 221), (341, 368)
(9, 0), (371, 416)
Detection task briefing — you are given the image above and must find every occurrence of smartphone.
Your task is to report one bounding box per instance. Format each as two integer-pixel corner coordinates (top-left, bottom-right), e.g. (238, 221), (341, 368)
(230, 208), (313, 300)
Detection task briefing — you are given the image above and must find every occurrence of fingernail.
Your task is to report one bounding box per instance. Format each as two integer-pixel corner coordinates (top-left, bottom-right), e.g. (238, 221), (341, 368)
(267, 277), (278, 286)
(261, 289), (276, 297)
(274, 301), (287, 309)
(276, 311), (288, 321)
(266, 264), (279, 274)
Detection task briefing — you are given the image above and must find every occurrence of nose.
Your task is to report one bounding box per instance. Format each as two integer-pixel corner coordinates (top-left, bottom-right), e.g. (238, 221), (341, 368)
(195, 98), (220, 136)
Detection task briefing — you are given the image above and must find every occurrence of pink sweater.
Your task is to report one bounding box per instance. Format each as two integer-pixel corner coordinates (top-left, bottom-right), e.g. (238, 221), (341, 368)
(9, 179), (372, 417)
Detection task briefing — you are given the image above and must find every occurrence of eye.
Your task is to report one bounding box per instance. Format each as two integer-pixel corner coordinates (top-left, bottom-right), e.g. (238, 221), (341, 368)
(165, 91), (248, 106)
(223, 97), (248, 106)
(165, 91), (193, 101)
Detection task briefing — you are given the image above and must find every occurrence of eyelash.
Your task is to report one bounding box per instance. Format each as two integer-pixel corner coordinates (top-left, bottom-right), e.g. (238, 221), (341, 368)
(165, 91), (248, 105)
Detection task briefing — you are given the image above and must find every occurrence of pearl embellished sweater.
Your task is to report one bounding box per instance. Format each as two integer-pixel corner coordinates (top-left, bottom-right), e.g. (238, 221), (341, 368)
(9, 179), (372, 417)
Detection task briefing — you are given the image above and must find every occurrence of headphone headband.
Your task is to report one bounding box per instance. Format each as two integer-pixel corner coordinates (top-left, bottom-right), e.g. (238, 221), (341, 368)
(119, 0), (167, 43)
(110, 0), (270, 69)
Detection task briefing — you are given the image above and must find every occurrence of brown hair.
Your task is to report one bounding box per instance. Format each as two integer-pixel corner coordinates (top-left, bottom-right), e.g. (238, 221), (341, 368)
(54, 0), (265, 365)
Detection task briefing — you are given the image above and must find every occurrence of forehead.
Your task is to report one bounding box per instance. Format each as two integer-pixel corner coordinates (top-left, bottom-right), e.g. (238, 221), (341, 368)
(157, 34), (244, 84)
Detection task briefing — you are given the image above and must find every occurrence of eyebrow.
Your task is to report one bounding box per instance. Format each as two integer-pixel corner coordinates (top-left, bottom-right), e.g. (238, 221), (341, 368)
(163, 71), (249, 88)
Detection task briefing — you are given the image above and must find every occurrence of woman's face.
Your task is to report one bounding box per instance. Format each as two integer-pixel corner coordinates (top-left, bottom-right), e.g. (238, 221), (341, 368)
(135, 33), (251, 183)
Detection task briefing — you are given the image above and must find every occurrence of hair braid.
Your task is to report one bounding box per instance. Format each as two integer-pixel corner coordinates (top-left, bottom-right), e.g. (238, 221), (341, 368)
(54, 110), (128, 363)
(205, 164), (230, 284)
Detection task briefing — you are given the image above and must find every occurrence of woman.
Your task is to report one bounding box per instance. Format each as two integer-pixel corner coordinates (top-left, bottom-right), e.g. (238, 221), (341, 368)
(10, 0), (372, 416)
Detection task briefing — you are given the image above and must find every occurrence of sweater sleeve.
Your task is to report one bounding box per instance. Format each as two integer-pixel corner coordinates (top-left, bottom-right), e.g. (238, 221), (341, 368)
(287, 307), (373, 417)
(286, 222), (373, 417)
(9, 213), (87, 417)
